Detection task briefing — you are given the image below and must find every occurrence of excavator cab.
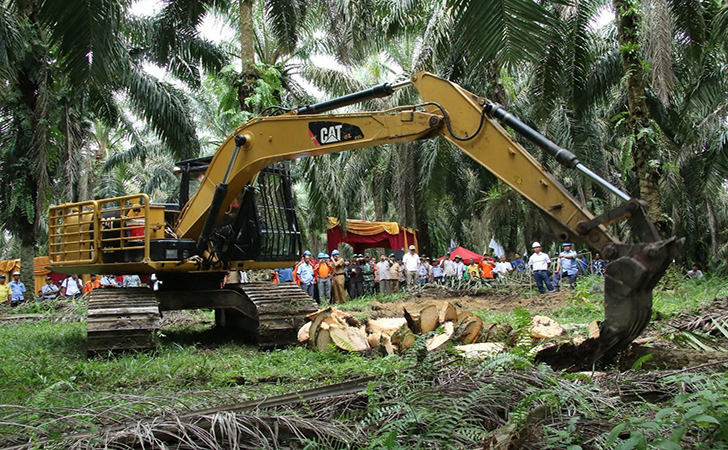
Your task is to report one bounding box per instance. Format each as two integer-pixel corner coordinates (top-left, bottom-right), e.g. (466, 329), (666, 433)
(175, 157), (302, 264)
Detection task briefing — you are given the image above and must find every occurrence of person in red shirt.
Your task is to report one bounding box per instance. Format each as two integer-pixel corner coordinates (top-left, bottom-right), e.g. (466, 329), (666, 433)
(84, 274), (101, 293)
(479, 254), (496, 279)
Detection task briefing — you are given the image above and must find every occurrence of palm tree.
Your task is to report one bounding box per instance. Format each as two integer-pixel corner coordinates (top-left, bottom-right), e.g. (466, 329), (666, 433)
(0, 0), (228, 294)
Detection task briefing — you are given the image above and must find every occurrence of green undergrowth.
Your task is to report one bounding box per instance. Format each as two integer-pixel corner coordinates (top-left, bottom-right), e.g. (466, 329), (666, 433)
(0, 319), (409, 409)
(547, 275), (727, 327)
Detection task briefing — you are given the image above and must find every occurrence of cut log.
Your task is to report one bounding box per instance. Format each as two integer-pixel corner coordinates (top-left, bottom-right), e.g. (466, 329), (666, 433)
(529, 315), (565, 339)
(457, 316), (483, 344)
(454, 342), (505, 359)
(438, 302), (458, 324)
(426, 322), (454, 351)
(368, 331), (382, 349)
(390, 324), (412, 346)
(367, 317), (408, 336)
(308, 307), (333, 347)
(330, 327), (370, 352)
(457, 310), (474, 324)
(478, 323), (513, 343)
(381, 334), (395, 356)
(298, 321), (311, 343)
(314, 328), (333, 351)
(403, 308), (421, 334)
(400, 333), (417, 351)
(420, 304), (439, 333)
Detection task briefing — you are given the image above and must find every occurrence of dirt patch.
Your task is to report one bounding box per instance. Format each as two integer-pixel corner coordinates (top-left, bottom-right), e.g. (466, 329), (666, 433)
(160, 310), (212, 328)
(354, 290), (574, 319)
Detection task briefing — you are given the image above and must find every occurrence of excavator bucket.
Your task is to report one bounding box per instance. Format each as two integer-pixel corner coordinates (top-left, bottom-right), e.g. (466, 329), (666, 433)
(596, 237), (683, 360)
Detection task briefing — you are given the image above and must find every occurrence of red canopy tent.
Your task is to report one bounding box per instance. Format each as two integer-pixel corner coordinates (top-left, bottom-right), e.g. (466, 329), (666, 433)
(438, 246), (483, 263)
(327, 218), (418, 255)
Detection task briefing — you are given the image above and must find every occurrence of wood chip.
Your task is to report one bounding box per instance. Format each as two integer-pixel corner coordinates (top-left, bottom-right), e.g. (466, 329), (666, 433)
(454, 342), (505, 359)
(529, 315), (565, 339)
(588, 320), (600, 339)
(368, 331), (382, 349)
(297, 321), (311, 343)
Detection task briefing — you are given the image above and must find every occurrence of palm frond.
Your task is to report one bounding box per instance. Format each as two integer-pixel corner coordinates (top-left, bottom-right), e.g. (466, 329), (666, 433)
(124, 64), (200, 161)
(643, 0), (675, 106)
(39, 0), (126, 85)
(450, 0), (556, 67)
(265, 0), (307, 54)
(0, 2), (22, 82)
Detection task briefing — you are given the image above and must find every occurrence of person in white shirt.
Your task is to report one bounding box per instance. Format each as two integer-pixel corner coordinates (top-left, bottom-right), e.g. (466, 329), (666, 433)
(687, 264), (704, 279)
(454, 255), (467, 279)
(441, 252), (456, 280)
(495, 255), (513, 277)
(402, 245), (420, 288)
(528, 242), (554, 294)
(61, 275), (83, 299)
(376, 255), (391, 294)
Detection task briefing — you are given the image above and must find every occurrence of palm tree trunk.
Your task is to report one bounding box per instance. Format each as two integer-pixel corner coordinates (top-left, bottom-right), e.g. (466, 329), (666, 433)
(706, 198), (719, 259)
(20, 241), (35, 302)
(237, 0), (260, 112)
(614, 0), (664, 232)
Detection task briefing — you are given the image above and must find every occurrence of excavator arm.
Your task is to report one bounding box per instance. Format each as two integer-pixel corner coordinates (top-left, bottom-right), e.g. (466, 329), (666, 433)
(174, 71), (681, 360)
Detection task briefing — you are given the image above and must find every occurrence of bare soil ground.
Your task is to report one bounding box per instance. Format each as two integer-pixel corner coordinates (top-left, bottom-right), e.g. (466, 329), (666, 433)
(362, 290), (573, 318)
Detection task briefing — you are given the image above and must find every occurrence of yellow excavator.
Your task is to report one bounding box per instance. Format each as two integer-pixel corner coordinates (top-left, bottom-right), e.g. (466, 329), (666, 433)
(48, 72), (681, 360)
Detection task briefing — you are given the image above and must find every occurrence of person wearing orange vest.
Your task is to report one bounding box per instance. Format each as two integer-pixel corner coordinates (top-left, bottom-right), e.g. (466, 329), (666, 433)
(314, 253), (333, 305)
(479, 254), (496, 279)
(84, 274), (102, 293)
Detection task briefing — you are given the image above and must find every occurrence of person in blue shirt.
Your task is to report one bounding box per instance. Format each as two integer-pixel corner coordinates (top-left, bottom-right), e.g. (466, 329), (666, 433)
(277, 267), (294, 282)
(40, 277), (60, 300)
(296, 252), (315, 298)
(9, 272), (26, 306)
(512, 253), (527, 273)
(553, 243), (578, 290)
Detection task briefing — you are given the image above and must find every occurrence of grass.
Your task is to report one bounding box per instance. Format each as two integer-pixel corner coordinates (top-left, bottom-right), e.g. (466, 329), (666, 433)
(0, 276), (727, 448)
(0, 318), (409, 409)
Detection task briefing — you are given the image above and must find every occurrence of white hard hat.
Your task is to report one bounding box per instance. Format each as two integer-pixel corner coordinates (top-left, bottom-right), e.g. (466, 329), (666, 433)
(532, 242), (541, 248)
(12, 272), (20, 276)
(409, 245), (416, 250)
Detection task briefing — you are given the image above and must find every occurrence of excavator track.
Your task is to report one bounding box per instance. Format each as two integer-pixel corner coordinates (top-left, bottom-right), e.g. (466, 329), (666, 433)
(227, 282), (318, 350)
(86, 288), (161, 354)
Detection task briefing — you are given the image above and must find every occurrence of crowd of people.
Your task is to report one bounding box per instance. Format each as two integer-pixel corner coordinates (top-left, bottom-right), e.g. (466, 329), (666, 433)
(0, 243), (708, 307)
(282, 242), (708, 304)
(0, 272), (157, 306)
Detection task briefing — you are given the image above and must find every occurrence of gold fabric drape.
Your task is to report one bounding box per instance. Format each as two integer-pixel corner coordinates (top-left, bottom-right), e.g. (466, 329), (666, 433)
(327, 218), (416, 237)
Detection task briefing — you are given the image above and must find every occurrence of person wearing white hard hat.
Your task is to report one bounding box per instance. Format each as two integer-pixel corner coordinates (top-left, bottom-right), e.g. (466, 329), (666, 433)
(330, 249), (347, 304)
(402, 245), (420, 289)
(528, 242), (554, 294)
